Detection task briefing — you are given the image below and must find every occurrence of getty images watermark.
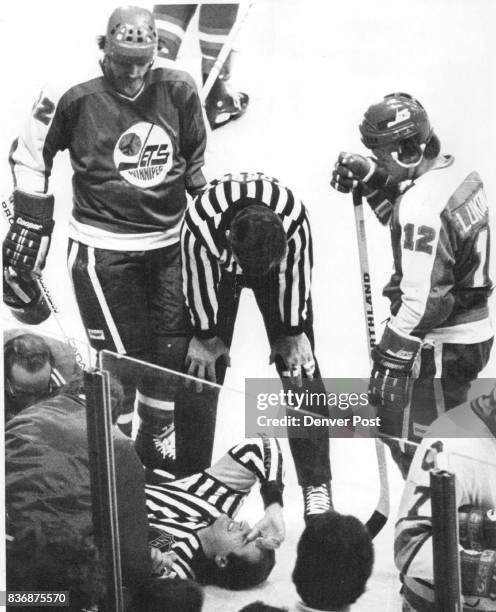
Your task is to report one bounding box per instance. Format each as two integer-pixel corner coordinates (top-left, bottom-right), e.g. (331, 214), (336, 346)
(244, 378), (496, 439)
(245, 378), (378, 439)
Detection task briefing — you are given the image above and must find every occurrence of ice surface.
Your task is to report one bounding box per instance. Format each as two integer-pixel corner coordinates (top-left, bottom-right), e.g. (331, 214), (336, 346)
(2, 1), (496, 609)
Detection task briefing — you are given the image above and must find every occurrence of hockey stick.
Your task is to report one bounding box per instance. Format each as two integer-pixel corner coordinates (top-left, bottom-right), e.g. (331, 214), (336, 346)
(1, 195), (88, 369)
(200, 1), (254, 103)
(352, 188), (390, 538)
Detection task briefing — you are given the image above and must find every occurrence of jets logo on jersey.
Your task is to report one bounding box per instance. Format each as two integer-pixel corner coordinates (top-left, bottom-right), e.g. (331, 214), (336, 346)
(114, 122), (173, 188)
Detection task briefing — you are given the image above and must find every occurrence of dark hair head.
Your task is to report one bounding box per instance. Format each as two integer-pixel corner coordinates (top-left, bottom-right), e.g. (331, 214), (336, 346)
(193, 546), (275, 591)
(7, 521), (105, 612)
(292, 511), (373, 610)
(132, 577), (204, 612)
(424, 132), (441, 159)
(228, 204), (287, 277)
(4, 334), (53, 378)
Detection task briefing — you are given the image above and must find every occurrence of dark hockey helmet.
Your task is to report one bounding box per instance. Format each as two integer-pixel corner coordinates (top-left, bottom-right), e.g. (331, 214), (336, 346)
(360, 93), (433, 149)
(360, 93), (439, 168)
(104, 6), (157, 61)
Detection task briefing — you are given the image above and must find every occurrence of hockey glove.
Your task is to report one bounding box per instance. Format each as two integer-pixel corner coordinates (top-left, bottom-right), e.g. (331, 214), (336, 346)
(3, 267), (50, 325)
(330, 152), (398, 224)
(3, 191), (55, 274)
(461, 549), (496, 600)
(368, 323), (422, 438)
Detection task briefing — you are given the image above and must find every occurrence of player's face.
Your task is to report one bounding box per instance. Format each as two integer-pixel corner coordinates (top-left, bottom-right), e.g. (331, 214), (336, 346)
(373, 137), (425, 182)
(107, 55), (151, 97)
(211, 514), (261, 562)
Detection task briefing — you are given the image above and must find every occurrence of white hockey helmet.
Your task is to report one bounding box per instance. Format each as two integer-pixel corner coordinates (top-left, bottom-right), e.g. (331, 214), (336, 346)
(104, 6), (157, 62)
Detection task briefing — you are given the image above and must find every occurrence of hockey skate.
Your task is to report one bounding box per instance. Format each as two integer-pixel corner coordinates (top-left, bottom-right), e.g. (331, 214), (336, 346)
(302, 482), (333, 520)
(205, 78), (249, 129)
(134, 405), (176, 473)
(203, 51), (249, 129)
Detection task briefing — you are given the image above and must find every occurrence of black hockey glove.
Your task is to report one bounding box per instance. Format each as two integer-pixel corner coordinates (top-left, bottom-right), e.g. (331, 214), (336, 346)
(3, 191), (55, 273)
(330, 152), (398, 224)
(461, 549), (496, 599)
(368, 323), (422, 437)
(3, 267), (50, 324)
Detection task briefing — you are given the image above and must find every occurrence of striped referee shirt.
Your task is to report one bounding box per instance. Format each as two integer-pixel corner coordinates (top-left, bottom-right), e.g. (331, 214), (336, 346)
(181, 172), (313, 338)
(146, 435), (283, 580)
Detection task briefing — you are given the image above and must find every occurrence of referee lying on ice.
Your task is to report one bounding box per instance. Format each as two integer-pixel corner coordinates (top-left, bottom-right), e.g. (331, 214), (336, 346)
(146, 434), (284, 590)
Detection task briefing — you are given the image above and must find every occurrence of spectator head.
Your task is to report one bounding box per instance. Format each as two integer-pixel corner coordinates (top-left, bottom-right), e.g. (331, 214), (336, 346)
(227, 203), (287, 277)
(239, 603), (288, 612)
(4, 334), (55, 414)
(292, 511), (374, 611)
(193, 514), (275, 590)
(132, 577), (204, 612)
(7, 521), (105, 612)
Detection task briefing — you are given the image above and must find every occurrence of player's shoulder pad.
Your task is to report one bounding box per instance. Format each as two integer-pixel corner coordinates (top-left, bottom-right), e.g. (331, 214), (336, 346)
(149, 67), (198, 91)
(397, 155), (465, 228)
(446, 170), (488, 238)
(42, 60), (106, 111)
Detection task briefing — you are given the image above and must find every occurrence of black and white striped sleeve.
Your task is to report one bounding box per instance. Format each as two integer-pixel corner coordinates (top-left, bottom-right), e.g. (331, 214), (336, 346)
(228, 436), (284, 508)
(181, 210), (222, 338)
(278, 209), (313, 335)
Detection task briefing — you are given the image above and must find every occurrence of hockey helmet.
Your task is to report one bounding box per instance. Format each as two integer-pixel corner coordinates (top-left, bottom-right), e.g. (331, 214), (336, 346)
(360, 93), (433, 149)
(104, 6), (157, 61)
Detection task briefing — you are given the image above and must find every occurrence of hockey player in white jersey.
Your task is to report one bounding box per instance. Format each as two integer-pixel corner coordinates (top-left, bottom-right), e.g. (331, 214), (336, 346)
(395, 386), (496, 610)
(331, 92), (493, 476)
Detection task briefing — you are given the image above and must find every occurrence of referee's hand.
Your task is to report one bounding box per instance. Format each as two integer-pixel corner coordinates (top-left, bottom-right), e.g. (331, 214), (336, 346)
(185, 336), (231, 392)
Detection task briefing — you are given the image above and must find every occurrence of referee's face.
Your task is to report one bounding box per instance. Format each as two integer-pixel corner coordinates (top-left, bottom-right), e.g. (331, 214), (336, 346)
(211, 514), (261, 561)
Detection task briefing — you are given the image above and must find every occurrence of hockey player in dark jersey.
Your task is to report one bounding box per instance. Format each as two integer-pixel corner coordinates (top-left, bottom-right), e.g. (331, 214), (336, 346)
(153, 3), (249, 129)
(3, 6), (212, 474)
(181, 171), (333, 518)
(331, 92), (493, 476)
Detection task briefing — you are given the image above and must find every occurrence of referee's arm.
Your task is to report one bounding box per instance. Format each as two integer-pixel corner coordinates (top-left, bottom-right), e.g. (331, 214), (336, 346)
(207, 436), (284, 508)
(181, 218), (221, 339)
(278, 212), (313, 335)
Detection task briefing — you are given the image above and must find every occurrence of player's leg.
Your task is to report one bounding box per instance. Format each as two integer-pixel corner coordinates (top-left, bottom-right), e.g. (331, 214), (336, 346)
(198, 3), (249, 129)
(152, 4), (197, 64)
(67, 239), (152, 433)
(440, 338), (493, 409)
(391, 337), (494, 478)
(251, 279), (332, 517)
(132, 243), (190, 473)
(173, 271), (241, 477)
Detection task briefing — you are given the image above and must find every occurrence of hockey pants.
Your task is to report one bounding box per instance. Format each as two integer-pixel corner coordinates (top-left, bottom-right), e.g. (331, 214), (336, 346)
(385, 337), (493, 479)
(68, 239), (217, 476)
